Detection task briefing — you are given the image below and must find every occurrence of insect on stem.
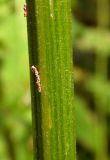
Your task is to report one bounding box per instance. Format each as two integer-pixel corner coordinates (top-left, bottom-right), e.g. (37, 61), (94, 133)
(23, 3), (27, 17)
(31, 66), (41, 93)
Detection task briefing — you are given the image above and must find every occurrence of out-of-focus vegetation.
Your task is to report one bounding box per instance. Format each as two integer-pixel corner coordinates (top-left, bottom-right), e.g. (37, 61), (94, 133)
(73, 0), (110, 160)
(0, 0), (32, 160)
(0, 0), (110, 160)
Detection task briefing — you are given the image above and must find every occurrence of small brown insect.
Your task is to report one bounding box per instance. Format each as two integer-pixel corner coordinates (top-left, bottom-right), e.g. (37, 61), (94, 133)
(23, 3), (27, 17)
(31, 66), (41, 92)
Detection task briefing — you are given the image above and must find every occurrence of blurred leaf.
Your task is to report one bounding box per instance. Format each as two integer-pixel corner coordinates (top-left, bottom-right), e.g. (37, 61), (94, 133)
(85, 76), (110, 114)
(75, 96), (107, 154)
(74, 27), (110, 55)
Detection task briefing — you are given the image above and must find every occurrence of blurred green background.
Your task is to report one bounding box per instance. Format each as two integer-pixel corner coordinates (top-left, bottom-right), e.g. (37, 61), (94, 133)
(0, 0), (110, 160)
(0, 0), (32, 160)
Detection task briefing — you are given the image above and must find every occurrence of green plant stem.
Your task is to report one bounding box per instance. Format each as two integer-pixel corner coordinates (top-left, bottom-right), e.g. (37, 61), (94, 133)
(26, 0), (76, 160)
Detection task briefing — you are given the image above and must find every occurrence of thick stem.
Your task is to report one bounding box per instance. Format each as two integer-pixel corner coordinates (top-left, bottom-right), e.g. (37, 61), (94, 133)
(26, 0), (76, 160)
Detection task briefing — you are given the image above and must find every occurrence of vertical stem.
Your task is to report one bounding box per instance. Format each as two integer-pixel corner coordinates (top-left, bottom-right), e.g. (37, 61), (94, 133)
(26, 0), (76, 160)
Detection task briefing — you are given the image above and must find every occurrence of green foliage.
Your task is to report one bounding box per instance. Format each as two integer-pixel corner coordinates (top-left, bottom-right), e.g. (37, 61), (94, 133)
(0, 0), (33, 160)
(75, 27), (110, 55)
(1, 0), (110, 160)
